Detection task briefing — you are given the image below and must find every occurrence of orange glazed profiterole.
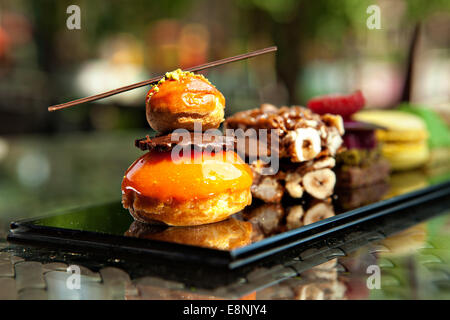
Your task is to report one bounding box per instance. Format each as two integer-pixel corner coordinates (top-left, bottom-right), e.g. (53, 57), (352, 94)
(146, 69), (225, 133)
(122, 149), (253, 226)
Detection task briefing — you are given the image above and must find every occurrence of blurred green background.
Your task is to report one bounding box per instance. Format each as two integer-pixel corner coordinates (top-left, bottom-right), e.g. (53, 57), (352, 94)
(0, 0), (449, 230)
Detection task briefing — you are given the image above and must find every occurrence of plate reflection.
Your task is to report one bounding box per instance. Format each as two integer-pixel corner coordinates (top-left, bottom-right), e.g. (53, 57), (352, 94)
(123, 178), (392, 250)
(125, 218), (252, 251)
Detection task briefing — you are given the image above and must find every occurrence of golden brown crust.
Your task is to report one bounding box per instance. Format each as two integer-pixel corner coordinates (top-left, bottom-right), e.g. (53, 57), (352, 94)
(122, 188), (252, 226)
(146, 104), (224, 133)
(125, 218), (253, 250)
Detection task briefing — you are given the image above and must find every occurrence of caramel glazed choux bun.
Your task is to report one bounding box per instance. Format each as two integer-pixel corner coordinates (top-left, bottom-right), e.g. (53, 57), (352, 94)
(146, 69), (225, 133)
(122, 149), (253, 226)
(122, 68), (253, 226)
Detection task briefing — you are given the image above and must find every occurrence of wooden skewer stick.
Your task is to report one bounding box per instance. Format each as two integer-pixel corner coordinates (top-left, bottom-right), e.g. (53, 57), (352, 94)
(48, 46), (277, 112)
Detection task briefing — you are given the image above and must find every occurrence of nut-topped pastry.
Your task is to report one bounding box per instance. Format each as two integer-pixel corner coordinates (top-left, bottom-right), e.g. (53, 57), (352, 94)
(224, 104), (345, 203)
(224, 105), (344, 161)
(146, 69), (225, 133)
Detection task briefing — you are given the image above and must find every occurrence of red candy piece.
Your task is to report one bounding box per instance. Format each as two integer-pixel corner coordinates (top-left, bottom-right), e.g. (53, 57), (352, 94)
(307, 90), (365, 118)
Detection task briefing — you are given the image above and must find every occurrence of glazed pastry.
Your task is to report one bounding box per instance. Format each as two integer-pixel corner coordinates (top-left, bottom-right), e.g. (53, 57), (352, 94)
(122, 68), (254, 226)
(122, 149), (253, 226)
(146, 69), (225, 133)
(353, 110), (430, 170)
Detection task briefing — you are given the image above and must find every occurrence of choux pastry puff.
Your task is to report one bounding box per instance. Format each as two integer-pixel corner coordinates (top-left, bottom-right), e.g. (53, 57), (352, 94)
(145, 69), (225, 133)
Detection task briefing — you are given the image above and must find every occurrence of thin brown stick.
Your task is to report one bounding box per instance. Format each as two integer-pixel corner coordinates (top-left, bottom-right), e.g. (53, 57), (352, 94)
(48, 46), (277, 112)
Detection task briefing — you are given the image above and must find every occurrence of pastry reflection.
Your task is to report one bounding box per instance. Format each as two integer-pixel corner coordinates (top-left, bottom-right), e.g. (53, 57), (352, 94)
(337, 222), (429, 300)
(125, 284), (223, 300)
(125, 218), (252, 250)
(335, 181), (390, 211)
(255, 259), (346, 300)
(301, 201), (335, 226)
(293, 259), (346, 300)
(379, 223), (428, 257)
(127, 199), (336, 249)
(385, 170), (429, 198)
(242, 203), (285, 241)
(242, 200), (335, 241)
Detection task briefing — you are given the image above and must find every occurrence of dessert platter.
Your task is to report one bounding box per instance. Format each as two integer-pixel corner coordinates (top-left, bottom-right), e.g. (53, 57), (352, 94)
(8, 48), (450, 269)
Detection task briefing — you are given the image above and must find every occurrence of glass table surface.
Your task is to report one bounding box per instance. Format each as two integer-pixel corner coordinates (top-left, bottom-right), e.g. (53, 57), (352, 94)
(0, 131), (449, 299)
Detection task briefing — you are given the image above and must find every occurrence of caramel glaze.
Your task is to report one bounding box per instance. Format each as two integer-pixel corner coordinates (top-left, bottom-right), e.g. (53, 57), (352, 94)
(121, 150), (253, 205)
(146, 74), (225, 114)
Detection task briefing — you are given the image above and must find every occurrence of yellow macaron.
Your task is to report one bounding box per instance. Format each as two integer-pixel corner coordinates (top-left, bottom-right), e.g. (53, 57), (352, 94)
(381, 142), (429, 171)
(353, 110), (430, 171)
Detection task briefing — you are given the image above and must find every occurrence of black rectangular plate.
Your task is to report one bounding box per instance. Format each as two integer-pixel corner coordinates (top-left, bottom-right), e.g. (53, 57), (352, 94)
(8, 178), (450, 269)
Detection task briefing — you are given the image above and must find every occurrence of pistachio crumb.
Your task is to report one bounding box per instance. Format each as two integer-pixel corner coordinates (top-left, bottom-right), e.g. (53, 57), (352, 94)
(148, 68), (214, 100)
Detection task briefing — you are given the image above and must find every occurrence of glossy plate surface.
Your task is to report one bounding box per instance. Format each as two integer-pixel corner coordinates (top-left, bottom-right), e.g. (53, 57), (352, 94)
(8, 169), (450, 268)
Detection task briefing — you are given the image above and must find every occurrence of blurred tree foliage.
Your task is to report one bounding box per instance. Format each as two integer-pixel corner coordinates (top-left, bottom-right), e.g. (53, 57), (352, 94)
(3, 0), (447, 130)
(27, 0), (190, 69)
(22, 0), (450, 103)
(405, 0), (450, 21)
(237, 0), (371, 103)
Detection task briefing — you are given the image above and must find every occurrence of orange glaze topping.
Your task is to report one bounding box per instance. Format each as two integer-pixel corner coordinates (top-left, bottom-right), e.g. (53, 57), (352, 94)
(122, 150), (252, 202)
(146, 73), (225, 114)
